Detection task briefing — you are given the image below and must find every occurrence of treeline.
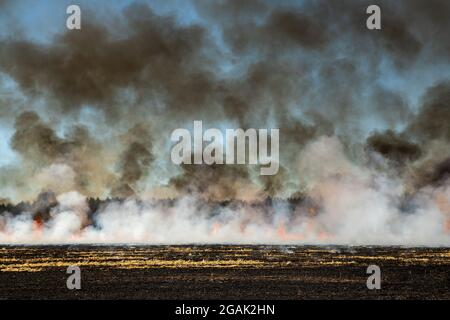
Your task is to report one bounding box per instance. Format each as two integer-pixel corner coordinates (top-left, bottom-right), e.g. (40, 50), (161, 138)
(0, 191), (313, 223)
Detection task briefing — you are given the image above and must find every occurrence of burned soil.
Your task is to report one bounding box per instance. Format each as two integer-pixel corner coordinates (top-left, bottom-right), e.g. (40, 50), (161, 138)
(0, 245), (449, 299)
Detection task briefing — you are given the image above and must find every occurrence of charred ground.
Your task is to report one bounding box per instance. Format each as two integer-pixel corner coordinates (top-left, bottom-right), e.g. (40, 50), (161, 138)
(0, 245), (449, 299)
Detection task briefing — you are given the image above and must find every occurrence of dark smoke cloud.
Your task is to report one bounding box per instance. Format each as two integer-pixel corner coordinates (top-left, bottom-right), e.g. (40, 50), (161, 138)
(30, 190), (58, 223)
(11, 111), (69, 165)
(1, 0), (450, 245)
(220, 9), (330, 54)
(0, 0), (449, 202)
(362, 80), (450, 191)
(169, 164), (254, 201)
(408, 81), (450, 142)
(10, 111), (113, 196)
(428, 158), (450, 187)
(411, 156), (450, 190)
(400, 81), (450, 190)
(366, 130), (422, 164)
(112, 123), (154, 197)
(0, 3), (218, 120)
(1, 0), (447, 129)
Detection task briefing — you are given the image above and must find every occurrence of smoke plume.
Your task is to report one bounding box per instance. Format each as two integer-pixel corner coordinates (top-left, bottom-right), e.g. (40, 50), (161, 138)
(0, 0), (450, 244)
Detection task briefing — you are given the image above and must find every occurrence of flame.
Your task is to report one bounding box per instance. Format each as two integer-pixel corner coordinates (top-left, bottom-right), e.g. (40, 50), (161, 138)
(211, 222), (221, 236)
(277, 223), (304, 241)
(70, 229), (83, 241)
(444, 220), (450, 234)
(32, 216), (43, 233)
(434, 192), (450, 234)
(318, 230), (332, 240)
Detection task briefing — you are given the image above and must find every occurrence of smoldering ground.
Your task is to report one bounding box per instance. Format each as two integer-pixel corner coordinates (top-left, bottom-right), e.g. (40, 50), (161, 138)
(0, 0), (450, 244)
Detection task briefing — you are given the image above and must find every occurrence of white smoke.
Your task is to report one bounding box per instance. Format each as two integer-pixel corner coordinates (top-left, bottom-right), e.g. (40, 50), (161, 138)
(1, 136), (450, 245)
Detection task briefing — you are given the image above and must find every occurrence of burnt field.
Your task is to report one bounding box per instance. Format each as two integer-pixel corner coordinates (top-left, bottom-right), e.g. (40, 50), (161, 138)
(0, 245), (449, 299)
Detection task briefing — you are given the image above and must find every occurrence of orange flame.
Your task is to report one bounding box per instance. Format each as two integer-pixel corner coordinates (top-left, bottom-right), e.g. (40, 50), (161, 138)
(32, 216), (43, 234)
(434, 192), (450, 234)
(211, 222), (221, 236)
(277, 223), (304, 241)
